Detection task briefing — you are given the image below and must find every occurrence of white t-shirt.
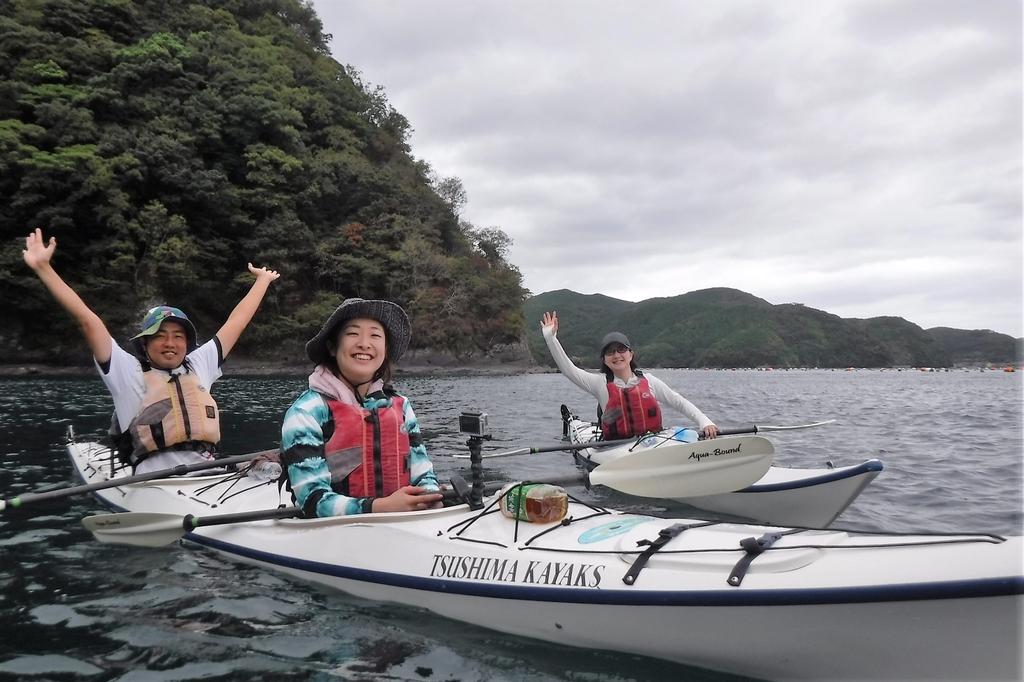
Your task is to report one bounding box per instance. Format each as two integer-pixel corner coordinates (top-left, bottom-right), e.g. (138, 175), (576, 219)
(97, 337), (224, 474)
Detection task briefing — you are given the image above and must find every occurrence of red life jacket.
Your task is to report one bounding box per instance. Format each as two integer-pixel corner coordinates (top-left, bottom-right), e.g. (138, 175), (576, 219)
(322, 394), (411, 498)
(601, 373), (663, 439)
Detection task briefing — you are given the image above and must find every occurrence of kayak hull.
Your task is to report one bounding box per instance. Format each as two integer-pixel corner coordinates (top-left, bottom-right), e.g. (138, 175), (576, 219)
(565, 414), (882, 526)
(67, 437), (1022, 681)
(171, 533), (1024, 681)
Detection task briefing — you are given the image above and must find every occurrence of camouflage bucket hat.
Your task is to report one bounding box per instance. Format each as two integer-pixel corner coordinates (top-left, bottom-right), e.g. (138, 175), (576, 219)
(131, 306), (198, 352)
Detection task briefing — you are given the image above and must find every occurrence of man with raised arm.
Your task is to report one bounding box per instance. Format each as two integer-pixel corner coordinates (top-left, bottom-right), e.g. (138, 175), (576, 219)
(23, 228), (280, 473)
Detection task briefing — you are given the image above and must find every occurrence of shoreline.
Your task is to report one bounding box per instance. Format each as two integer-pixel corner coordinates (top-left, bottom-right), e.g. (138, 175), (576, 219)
(0, 359), (553, 378)
(0, 361), (1012, 378)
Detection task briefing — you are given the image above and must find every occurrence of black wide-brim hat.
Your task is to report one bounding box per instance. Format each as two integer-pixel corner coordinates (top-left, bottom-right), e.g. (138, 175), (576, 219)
(305, 298), (411, 366)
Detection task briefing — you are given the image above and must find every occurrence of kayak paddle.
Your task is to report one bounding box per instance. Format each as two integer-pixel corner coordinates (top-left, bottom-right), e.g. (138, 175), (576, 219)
(461, 435), (775, 495)
(453, 436), (638, 460)
(460, 436), (778, 493)
(82, 506), (301, 547)
(0, 448), (278, 513)
(473, 419), (834, 460)
(715, 419), (836, 436)
(460, 437), (774, 496)
(571, 435), (774, 497)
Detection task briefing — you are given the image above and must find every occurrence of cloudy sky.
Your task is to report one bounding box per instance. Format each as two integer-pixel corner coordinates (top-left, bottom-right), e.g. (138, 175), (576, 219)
(311, 0), (1022, 337)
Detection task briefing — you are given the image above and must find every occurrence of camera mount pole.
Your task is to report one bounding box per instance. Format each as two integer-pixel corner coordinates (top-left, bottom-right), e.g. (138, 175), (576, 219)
(465, 434), (487, 509)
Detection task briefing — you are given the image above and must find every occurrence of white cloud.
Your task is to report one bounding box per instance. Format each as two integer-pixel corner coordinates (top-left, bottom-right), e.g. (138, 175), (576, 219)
(311, 0), (1023, 336)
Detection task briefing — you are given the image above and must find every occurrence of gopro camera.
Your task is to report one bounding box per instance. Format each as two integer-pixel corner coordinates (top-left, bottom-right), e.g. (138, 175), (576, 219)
(459, 410), (490, 438)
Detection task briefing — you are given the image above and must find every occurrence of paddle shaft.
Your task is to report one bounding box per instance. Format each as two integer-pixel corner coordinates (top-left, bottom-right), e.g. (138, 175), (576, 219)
(83, 505), (302, 547)
(715, 420), (835, 437)
(1, 449), (277, 512)
(185, 506), (301, 531)
(455, 437), (638, 459)
(716, 426), (759, 436)
(460, 420), (832, 460)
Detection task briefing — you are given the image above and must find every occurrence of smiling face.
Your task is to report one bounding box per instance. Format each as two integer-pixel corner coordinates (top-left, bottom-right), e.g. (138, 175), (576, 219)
(143, 320), (190, 370)
(332, 317), (387, 385)
(602, 343), (634, 379)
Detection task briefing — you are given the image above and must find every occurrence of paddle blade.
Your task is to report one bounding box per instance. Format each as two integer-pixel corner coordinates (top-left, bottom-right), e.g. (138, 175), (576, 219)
(587, 436), (775, 498)
(82, 512), (187, 547)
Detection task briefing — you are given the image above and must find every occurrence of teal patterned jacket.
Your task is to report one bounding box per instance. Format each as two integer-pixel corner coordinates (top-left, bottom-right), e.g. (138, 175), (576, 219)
(281, 388), (440, 517)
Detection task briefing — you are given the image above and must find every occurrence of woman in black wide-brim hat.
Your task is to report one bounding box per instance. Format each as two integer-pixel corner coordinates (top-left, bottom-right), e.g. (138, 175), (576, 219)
(280, 298), (442, 518)
(540, 311), (719, 441)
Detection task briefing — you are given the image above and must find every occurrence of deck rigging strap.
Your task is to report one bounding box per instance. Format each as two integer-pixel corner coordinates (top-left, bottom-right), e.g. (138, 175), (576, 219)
(727, 529), (806, 586)
(622, 522), (712, 585)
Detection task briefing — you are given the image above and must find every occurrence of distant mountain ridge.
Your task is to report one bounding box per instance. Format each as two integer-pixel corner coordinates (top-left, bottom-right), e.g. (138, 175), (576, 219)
(523, 288), (1022, 368)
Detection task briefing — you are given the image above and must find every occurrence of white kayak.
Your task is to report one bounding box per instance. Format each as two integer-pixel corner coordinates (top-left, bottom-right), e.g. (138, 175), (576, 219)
(563, 410), (882, 527)
(66, 436), (1022, 682)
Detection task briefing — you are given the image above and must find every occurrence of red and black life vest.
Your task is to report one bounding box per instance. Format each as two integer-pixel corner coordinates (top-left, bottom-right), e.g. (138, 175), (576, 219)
(600, 373), (663, 439)
(322, 393), (411, 498)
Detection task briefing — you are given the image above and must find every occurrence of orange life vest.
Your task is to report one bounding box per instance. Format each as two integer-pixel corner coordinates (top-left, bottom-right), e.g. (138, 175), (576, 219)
(128, 370), (220, 464)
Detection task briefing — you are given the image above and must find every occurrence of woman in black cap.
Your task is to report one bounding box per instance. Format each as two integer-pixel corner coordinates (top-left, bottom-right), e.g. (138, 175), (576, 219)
(281, 298), (443, 517)
(540, 311), (719, 440)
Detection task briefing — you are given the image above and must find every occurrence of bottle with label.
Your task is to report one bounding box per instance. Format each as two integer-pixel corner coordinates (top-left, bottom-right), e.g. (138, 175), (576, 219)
(498, 483), (569, 523)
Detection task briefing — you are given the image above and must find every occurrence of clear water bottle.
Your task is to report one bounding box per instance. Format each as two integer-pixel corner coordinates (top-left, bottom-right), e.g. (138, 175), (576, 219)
(249, 459), (283, 481)
(672, 427), (699, 443)
(498, 483), (568, 523)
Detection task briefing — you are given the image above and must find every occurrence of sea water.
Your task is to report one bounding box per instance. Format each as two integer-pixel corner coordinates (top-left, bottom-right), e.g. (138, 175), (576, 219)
(0, 368), (1020, 681)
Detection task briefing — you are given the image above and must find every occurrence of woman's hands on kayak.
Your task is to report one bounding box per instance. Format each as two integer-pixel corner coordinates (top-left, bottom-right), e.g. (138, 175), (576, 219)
(371, 486), (443, 512)
(700, 425), (720, 439)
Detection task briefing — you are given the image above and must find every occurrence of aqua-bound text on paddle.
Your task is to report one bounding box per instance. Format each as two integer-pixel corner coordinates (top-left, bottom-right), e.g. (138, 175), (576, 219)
(688, 443), (743, 461)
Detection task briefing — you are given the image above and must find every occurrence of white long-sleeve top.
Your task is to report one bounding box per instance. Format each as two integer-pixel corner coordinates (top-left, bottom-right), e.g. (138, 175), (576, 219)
(542, 326), (715, 430)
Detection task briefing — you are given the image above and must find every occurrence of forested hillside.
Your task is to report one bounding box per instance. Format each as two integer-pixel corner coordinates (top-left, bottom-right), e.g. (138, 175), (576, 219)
(925, 327), (1022, 366)
(523, 288), (1021, 368)
(0, 0), (526, 365)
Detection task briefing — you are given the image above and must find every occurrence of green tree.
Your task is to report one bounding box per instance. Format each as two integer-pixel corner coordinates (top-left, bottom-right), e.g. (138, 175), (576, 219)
(1, 0), (527, 363)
